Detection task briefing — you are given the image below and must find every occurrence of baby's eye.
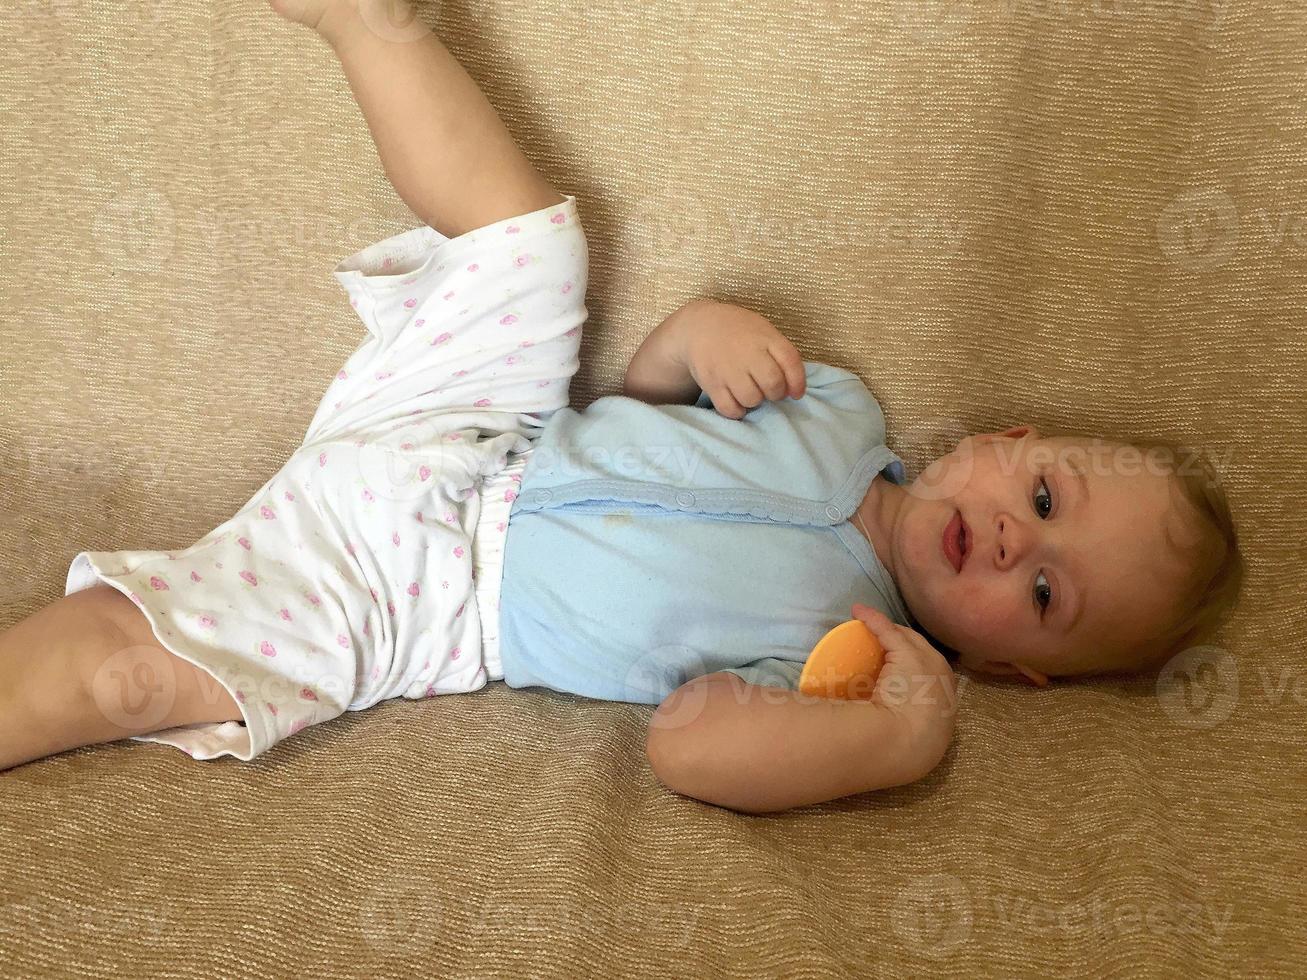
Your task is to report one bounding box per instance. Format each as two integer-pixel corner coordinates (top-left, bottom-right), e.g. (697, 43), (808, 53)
(1034, 571), (1052, 614)
(1033, 477), (1053, 519)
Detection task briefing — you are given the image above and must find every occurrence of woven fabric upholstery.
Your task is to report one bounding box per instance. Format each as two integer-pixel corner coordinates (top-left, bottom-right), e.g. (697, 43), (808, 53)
(1, 2), (1303, 975)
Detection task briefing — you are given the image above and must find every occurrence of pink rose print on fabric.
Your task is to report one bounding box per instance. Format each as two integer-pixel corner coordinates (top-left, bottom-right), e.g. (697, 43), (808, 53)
(443, 511), (456, 524)
(562, 280), (574, 294)
(504, 487), (518, 503)
(452, 369), (469, 377)
(305, 591), (322, 608)
(289, 719), (308, 736)
(129, 592), (144, 608)
(300, 688), (318, 701)
(240, 571), (258, 586)
(513, 254), (533, 269)
(259, 640), (277, 658)
(337, 370), (348, 380)
(392, 531), (401, 547)
(499, 314), (518, 325)
(235, 690), (246, 704)
(473, 398), (492, 407)
(419, 465), (432, 481)
(403, 298), (417, 309)
(551, 211), (567, 224)
(346, 542), (357, 556)
(497, 521), (506, 532)
(455, 602), (465, 618)
(370, 588), (379, 602)
(407, 581), (420, 597)
(444, 432), (463, 442)
(504, 354), (522, 365)
(453, 546), (464, 558)
(386, 600), (396, 616)
(260, 506), (276, 520)
(238, 537), (252, 550)
(278, 608), (293, 622)
(443, 291), (455, 301)
(467, 263), (479, 272)
(431, 331), (453, 346)
(362, 489), (375, 503)
(149, 576), (169, 591)
(519, 340), (534, 348)
(266, 702), (279, 717)
(337, 634), (350, 648)
(198, 615), (217, 631)
(506, 224), (521, 234)
(318, 452), (328, 468)
(285, 490), (296, 502)
(450, 646), (462, 660)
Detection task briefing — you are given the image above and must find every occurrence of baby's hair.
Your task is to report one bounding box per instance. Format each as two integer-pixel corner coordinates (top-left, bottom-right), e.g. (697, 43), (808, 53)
(1066, 433), (1245, 677)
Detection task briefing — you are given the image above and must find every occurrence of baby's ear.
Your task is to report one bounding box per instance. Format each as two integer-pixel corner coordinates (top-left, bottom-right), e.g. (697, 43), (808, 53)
(1013, 663), (1050, 688)
(971, 659), (1050, 688)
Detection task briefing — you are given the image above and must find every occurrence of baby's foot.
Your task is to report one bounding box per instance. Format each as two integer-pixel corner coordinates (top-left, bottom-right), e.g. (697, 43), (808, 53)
(267, 0), (357, 32)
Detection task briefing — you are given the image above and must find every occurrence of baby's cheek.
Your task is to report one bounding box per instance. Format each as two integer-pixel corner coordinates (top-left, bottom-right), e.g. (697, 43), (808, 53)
(915, 452), (976, 500)
(951, 582), (1005, 638)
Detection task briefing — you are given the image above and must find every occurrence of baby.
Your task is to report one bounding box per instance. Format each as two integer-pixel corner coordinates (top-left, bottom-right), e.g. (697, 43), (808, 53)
(0, 0), (1243, 816)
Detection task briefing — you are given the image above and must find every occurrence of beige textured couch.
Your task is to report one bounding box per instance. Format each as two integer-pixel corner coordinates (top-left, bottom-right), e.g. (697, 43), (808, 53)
(2, 1), (1303, 975)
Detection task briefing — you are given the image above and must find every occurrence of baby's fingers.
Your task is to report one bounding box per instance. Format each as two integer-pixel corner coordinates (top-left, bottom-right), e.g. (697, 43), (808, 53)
(724, 372), (765, 414)
(768, 341), (806, 400)
(748, 356), (789, 402)
(850, 603), (911, 654)
(708, 383), (747, 420)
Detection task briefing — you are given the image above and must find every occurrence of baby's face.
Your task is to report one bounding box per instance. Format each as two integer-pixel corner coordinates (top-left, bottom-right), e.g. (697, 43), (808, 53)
(887, 428), (1196, 681)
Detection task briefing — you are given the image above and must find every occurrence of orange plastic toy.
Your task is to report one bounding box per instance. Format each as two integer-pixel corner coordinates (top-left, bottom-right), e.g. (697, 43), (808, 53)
(798, 619), (886, 701)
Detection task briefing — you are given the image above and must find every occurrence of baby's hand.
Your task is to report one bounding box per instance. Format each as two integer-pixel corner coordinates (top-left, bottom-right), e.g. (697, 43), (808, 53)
(851, 603), (959, 772)
(681, 302), (807, 420)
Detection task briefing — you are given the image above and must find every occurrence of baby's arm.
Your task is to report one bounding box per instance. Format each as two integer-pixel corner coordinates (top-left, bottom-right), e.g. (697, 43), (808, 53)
(623, 300), (807, 419)
(272, 0), (563, 238)
(645, 612), (958, 813)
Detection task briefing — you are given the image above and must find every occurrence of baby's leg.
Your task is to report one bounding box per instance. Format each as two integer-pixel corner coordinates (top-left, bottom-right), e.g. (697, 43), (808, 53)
(0, 586), (241, 771)
(276, 0), (564, 239)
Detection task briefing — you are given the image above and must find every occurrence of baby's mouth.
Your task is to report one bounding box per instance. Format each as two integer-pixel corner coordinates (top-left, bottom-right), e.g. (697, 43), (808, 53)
(942, 509), (971, 573)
